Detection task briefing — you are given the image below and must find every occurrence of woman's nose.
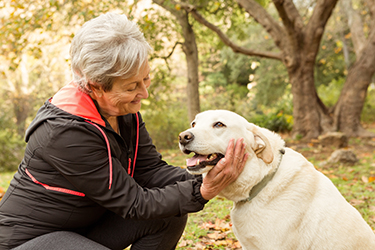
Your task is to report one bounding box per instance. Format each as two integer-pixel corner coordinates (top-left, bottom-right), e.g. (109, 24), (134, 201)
(138, 81), (149, 99)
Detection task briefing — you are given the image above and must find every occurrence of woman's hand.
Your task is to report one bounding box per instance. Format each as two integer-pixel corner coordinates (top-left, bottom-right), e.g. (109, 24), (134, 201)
(200, 138), (249, 200)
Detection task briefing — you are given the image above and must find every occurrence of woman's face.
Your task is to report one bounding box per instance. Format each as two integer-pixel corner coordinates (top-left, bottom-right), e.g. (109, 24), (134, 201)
(92, 62), (151, 118)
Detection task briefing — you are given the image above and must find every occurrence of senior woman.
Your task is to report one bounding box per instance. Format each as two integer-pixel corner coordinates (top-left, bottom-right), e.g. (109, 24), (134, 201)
(0, 13), (248, 250)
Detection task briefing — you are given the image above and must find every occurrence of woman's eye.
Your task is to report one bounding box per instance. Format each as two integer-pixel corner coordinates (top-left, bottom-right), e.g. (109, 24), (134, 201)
(214, 122), (226, 128)
(126, 84), (137, 91)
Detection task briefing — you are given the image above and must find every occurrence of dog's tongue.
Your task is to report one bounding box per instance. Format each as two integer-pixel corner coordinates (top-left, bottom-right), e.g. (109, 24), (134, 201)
(186, 154), (207, 167)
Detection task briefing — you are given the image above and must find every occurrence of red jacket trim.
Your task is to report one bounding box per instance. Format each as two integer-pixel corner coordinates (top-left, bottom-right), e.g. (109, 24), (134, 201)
(85, 120), (113, 189)
(25, 169), (86, 197)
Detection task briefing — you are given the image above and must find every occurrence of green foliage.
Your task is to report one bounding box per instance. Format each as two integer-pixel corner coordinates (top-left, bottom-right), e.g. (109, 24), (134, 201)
(0, 130), (25, 172)
(141, 65), (190, 150)
(252, 58), (289, 106)
(142, 100), (189, 150)
(361, 85), (375, 123)
(0, 91), (26, 172)
(138, 6), (182, 59)
(199, 82), (249, 113)
(247, 94), (293, 133)
(250, 111), (293, 133)
(315, 32), (349, 89)
(317, 78), (344, 107)
(199, 79), (293, 133)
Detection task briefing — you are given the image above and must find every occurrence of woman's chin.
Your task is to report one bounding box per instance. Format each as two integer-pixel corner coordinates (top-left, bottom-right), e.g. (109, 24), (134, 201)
(128, 103), (142, 114)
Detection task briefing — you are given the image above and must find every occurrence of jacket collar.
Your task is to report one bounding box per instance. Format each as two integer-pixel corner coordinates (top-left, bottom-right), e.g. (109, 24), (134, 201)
(50, 82), (106, 126)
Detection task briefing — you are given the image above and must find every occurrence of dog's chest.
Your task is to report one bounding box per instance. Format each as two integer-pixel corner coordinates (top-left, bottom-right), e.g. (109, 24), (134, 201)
(230, 203), (262, 248)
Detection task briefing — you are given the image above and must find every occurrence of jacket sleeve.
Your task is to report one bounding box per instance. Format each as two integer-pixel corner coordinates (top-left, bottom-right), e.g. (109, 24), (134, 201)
(132, 113), (196, 189)
(43, 119), (207, 220)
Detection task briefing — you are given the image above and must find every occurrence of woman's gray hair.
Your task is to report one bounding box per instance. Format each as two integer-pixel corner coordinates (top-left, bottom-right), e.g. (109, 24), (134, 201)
(70, 12), (152, 93)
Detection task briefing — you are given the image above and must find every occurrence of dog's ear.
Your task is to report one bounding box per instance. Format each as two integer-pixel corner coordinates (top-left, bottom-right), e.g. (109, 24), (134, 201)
(246, 123), (274, 164)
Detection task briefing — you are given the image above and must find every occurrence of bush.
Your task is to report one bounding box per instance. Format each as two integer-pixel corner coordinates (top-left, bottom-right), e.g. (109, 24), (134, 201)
(200, 82), (293, 133)
(141, 65), (190, 150)
(0, 130), (25, 172)
(142, 101), (189, 150)
(250, 111), (293, 133)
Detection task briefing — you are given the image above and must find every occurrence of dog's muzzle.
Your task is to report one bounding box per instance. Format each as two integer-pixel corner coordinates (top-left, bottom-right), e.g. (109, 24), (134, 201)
(179, 131), (224, 174)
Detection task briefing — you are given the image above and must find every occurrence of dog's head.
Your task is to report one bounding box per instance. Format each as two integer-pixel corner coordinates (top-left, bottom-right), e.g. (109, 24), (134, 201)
(179, 110), (276, 175)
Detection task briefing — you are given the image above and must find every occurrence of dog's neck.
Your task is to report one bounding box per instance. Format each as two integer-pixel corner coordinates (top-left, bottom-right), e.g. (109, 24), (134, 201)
(238, 148), (285, 204)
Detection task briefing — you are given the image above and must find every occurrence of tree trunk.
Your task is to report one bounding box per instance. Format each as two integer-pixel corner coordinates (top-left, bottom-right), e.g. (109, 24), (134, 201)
(333, 65), (372, 137)
(332, 0), (375, 137)
(152, 0), (201, 122)
(179, 14), (201, 122)
(332, 42), (375, 137)
(288, 63), (333, 139)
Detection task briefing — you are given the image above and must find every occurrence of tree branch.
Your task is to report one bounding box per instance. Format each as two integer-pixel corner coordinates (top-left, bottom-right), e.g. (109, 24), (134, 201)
(340, 0), (366, 57)
(364, 0), (375, 29)
(153, 41), (183, 60)
(179, 1), (282, 60)
(236, 0), (286, 49)
(305, 0), (338, 48)
(151, 42), (183, 71)
(272, 0), (304, 39)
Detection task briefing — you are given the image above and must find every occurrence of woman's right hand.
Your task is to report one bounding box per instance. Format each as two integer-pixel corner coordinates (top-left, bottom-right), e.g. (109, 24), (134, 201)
(200, 138), (249, 200)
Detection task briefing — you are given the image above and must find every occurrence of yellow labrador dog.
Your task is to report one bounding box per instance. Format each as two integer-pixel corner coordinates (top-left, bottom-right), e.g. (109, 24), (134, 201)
(179, 110), (375, 250)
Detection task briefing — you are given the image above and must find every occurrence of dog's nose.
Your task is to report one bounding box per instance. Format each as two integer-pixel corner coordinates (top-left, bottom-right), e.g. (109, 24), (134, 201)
(179, 131), (194, 146)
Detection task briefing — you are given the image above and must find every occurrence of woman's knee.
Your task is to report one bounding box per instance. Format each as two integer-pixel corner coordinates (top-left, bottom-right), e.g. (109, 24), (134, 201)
(13, 231), (109, 250)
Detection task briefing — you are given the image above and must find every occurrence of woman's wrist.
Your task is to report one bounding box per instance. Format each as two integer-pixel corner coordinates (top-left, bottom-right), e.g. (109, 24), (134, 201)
(193, 179), (209, 204)
(200, 183), (215, 201)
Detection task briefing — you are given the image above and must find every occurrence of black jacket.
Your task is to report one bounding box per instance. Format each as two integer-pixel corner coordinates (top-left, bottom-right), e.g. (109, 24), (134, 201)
(0, 83), (207, 249)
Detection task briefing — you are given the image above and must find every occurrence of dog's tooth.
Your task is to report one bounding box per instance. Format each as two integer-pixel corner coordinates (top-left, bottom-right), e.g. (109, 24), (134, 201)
(197, 159), (200, 165)
(208, 154), (216, 160)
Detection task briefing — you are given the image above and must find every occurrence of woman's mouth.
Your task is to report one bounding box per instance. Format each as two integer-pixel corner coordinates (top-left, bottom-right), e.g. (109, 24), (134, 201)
(131, 99), (141, 104)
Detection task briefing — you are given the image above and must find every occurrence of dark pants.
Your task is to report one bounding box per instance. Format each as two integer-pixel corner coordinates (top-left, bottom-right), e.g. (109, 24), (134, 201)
(13, 211), (188, 250)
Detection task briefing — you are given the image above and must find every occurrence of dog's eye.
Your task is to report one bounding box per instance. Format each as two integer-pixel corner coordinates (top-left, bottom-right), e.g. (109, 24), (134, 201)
(214, 122), (226, 128)
(191, 122), (196, 128)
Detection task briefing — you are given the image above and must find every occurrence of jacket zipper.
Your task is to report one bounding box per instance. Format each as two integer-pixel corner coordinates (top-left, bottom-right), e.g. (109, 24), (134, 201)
(25, 169), (85, 197)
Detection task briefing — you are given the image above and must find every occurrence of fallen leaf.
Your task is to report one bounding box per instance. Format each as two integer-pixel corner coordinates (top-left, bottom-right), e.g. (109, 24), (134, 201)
(350, 199), (365, 206)
(362, 176), (369, 183)
(215, 240), (228, 246)
(207, 232), (219, 239)
(214, 218), (231, 231)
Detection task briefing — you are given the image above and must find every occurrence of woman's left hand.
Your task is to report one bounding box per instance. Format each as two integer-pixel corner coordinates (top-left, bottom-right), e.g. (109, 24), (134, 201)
(200, 138), (249, 200)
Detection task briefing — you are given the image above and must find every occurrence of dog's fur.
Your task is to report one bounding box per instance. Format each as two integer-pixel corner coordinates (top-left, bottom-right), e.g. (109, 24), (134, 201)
(179, 110), (375, 250)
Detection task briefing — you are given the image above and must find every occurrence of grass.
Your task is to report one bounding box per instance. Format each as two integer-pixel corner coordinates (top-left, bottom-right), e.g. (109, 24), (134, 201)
(1, 137), (374, 250)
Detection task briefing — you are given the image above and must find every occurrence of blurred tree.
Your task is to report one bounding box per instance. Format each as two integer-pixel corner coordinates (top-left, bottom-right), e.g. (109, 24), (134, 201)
(331, 0), (375, 136)
(180, 0), (375, 138)
(151, 0), (201, 122)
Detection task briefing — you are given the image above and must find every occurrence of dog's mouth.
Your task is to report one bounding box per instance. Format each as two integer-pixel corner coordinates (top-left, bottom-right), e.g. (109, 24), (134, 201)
(185, 152), (225, 174)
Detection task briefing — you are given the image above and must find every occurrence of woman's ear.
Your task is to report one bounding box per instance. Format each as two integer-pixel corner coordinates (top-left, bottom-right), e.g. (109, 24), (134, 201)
(246, 123), (274, 164)
(88, 83), (103, 98)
